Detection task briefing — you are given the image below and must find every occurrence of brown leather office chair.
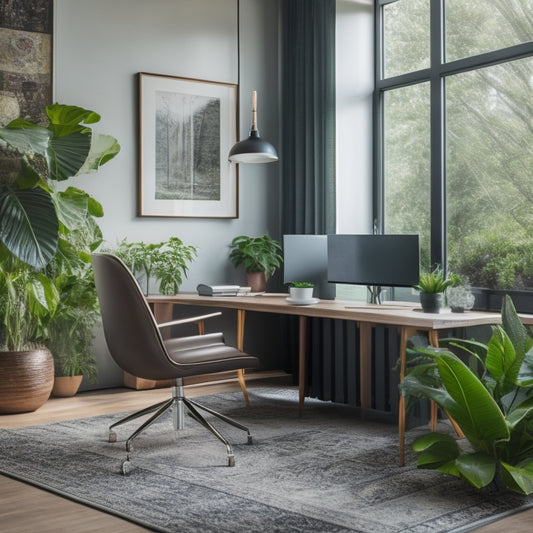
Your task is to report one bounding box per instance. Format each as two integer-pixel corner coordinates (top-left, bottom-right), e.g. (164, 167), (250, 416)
(91, 253), (259, 474)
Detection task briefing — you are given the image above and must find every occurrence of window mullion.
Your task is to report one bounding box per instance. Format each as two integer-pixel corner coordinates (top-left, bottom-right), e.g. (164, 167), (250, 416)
(429, 0), (445, 269)
(373, 0), (385, 233)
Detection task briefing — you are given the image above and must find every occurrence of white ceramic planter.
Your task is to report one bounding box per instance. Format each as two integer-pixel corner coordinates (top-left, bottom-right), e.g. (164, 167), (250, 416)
(289, 286), (314, 301)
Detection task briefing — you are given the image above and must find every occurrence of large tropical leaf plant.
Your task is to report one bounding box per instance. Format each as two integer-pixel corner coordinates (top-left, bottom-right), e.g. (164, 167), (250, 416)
(0, 103), (120, 269)
(0, 104), (120, 352)
(401, 295), (533, 494)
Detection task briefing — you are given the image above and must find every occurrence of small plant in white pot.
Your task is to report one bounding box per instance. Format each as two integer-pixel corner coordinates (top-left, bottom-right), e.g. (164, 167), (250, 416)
(289, 282), (315, 301)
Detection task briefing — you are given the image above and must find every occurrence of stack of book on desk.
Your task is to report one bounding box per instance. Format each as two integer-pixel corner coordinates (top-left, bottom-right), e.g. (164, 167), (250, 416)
(196, 284), (251, 296)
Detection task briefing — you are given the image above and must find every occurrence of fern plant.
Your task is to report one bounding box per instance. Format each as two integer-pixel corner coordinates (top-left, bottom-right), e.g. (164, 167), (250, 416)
(115, 237), (197, 295)
(414, 267), (460, 293)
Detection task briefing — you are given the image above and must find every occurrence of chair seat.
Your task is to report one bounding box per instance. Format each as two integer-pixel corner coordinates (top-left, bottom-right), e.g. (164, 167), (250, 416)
(165, 333), (259, 377)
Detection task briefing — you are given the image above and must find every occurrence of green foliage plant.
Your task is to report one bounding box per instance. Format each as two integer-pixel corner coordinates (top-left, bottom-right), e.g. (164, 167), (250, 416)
(0, 248), (59, 351)
(0, 103), (120, 269)
(44, 217), (103, 380)
(0, 104), (120, 351)
(290, 281), (314, 288)
(451, 231), (533, 290)
(229, 234), (283, 278)
(401, 295), (533, 495)
(115, 237), (197, 295)
(414, 267), (460, 294)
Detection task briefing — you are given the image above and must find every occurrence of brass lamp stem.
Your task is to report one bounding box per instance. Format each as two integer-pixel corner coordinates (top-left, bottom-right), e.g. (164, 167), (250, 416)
(251, 90), (258, 131)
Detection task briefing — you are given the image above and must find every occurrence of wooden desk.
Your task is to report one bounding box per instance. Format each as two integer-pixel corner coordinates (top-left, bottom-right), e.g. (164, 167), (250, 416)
(147, 293), (501, 464)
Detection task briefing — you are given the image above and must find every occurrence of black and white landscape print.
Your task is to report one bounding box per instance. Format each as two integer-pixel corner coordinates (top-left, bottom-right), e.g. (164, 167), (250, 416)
(155, 91), (220, 201)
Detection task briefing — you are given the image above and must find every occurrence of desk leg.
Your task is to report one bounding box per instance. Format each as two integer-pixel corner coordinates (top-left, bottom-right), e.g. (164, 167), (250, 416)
(236, 309), (250, 407)
(427, 330), (464, 438)
(359, 322), (372, 420)
(398, 326), (418, 467)
(152, 303), (174, 338)
(428, 330), (439, 432)
(298, 315), (308, 415)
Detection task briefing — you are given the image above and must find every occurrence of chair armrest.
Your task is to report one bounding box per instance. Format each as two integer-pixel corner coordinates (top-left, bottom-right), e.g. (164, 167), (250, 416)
(157, 312), (222, 330)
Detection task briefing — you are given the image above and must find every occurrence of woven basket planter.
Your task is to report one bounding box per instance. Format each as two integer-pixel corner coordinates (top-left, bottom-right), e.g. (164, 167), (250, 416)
(0, 348), (54, 413)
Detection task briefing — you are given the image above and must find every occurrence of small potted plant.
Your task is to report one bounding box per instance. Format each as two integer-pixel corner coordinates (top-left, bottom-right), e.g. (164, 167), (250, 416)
(288, 281), (315, 302)
(229, 234), (283, 292)
(414, 267), (460, 313)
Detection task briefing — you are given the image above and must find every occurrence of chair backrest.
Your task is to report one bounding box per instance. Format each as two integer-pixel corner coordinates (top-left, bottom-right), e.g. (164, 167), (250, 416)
(92, 253), (177, 380)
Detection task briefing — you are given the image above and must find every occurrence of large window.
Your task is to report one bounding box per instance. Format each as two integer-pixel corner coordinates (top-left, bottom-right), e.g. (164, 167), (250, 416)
(376, 0), (533, 304)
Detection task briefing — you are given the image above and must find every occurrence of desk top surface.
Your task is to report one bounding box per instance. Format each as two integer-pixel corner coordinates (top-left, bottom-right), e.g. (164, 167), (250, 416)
(147, 293), (503, 330)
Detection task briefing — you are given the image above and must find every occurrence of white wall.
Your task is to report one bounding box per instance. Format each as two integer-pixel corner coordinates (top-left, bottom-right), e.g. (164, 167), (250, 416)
(52, 0), (374, 387)
(54, 0), (280, 291)
(53, 0), (282, 388)
(336, 0), (374, 233)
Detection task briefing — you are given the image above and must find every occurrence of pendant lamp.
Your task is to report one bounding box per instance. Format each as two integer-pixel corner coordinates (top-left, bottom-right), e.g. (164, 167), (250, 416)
(228, 90), (278, 164)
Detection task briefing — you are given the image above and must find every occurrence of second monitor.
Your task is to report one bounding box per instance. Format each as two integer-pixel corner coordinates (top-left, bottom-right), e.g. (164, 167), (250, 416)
(327, 234), (420, 304)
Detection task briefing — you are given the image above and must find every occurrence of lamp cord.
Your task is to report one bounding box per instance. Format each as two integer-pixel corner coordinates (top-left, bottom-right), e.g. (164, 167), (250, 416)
(237, 0), (241, 137)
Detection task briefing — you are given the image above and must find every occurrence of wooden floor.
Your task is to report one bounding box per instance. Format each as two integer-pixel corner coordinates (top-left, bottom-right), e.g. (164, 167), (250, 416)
(1, 372), (532, 533)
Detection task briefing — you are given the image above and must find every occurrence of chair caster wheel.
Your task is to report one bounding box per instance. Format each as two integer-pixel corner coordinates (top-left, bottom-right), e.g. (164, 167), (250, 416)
(228, 455), (235, 467)
(108, 431), (117, 443)
(247, 435), (253, 445)
(121, 459), (131, 476)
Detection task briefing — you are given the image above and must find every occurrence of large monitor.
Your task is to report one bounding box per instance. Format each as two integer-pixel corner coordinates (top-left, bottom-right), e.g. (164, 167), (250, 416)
(283, 235), (335, 299)
(327, 234), (420, 303)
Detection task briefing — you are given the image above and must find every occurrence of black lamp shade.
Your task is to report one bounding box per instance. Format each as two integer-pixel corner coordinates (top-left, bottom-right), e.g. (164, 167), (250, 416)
(228, 91), (278, 164)
(228, 130), (278, 163)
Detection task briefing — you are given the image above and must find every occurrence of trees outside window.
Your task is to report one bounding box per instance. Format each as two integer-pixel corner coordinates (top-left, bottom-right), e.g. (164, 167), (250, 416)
(377, 0), (533, 302)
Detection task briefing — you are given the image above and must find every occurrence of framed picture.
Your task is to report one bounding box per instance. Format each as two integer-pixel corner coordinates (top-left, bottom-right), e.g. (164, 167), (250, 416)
(138, 72), (238, 218)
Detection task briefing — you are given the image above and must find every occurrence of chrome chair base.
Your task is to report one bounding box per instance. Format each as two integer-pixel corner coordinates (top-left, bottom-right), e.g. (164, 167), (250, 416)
(108, 378), (252, 474)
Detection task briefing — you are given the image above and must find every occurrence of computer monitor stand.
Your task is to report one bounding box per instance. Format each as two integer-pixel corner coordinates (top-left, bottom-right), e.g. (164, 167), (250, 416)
(318, 280), (336, 300)
(367, 285), (382, 305)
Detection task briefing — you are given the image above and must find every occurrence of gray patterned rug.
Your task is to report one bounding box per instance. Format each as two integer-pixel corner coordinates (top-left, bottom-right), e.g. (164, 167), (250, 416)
(0, 388), (531, 532)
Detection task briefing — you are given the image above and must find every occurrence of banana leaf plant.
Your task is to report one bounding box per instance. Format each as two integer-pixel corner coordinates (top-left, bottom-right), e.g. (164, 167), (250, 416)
(400, 295), (533, 494)
(0, 103), (119, 352)
(0, 103), (120, 269)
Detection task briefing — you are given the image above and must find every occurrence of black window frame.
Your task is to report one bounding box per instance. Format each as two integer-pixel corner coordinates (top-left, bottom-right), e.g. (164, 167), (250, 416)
(373, 0), (533, 312)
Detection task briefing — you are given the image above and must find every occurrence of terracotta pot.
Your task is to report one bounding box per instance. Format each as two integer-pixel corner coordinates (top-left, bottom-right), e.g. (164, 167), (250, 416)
(52, 375), (84, 397)
(246, 271), (267, 292)
(0, 348), (54, 413)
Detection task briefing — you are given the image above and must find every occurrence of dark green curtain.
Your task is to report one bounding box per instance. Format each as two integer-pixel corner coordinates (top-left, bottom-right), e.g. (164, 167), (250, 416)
(280, 0), (336, 235)
(279, 0), (337, 391)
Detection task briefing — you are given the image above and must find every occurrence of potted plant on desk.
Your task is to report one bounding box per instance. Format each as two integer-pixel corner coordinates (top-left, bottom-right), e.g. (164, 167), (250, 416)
(414, 267), (460, 313)
(288, 281), (315, 301)
(229, 234), (283, 292)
